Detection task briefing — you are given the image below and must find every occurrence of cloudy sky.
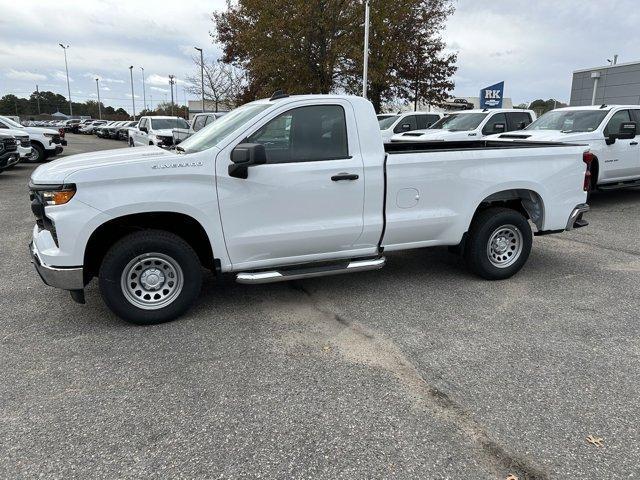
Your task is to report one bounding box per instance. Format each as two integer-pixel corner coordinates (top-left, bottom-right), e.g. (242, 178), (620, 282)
(1, 0), (640, 112)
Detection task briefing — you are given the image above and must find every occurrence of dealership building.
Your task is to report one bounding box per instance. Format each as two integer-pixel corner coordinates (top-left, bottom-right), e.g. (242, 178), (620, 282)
(570, 60), (640, 106)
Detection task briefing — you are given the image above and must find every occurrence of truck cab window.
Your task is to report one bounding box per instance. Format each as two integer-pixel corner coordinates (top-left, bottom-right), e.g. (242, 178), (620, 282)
(604, 110), (632, 136)
(482, 113), (507, 135)
(394, 115), (417, 133)
(246, 105), (349, 163)
(193, 115), (207, 132)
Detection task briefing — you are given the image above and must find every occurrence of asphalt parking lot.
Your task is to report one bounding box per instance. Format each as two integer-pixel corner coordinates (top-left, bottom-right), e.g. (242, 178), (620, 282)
(1, 133), (639, 479)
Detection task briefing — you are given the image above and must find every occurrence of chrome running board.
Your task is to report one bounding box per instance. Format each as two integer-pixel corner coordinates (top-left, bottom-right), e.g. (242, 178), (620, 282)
(236, 257), (386, 285)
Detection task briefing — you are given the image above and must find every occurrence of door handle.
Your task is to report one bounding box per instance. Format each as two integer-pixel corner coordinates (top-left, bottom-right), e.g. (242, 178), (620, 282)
(631, 142), (638, 146)
(331, 173), (359, 181)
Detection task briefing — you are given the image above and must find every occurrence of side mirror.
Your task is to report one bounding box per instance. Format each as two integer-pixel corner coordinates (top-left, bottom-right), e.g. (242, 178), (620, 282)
(229, 143), (267, 179)
(139, 126), (148, 133)
(493, 123), (506, 133)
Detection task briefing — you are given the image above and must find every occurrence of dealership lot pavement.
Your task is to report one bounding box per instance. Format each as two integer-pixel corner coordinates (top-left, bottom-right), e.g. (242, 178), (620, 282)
(1, 134), (639, 479)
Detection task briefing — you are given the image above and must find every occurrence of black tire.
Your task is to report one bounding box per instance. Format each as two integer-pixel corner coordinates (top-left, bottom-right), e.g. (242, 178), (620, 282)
(99, 230), (202, 325)
(464, 207), (532, 280)
(24, 143), (45, 163)
(129, 138), (134, 147)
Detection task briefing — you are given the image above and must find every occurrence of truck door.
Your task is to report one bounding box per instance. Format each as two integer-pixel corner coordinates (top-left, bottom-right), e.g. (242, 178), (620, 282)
(216, 103), (366, 270)
(602, 109), (639, 181)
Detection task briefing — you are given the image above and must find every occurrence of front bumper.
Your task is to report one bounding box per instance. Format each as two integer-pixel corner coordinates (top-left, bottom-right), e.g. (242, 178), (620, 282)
(566, 203), (590, 231)
(0, 153), (19, 170)
(30, 241), (84, 290)
(17, 145), (32, 159)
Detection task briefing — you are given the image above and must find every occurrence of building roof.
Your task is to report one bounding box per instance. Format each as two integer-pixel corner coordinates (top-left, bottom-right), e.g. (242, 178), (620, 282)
(573, 60), (640, 74)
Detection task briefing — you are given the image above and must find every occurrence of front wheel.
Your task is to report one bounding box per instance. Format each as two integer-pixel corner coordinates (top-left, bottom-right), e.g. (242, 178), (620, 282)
(25, 143), (46, 163)
(99, 230), (203, 325)
(464, 207), (532, 280)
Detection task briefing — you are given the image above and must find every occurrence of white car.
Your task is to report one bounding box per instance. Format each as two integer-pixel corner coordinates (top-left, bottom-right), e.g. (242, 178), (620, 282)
(390, 109), (536, 142)
(489, 105), (640, 191)
(29, 94), (590, 325)
(129, 116), (190, 148)
(0, 115), (65, 163)
(378, 112), (443, 143)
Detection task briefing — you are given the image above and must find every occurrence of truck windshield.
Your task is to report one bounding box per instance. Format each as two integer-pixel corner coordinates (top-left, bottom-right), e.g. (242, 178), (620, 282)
(526, 110), (609, 133)
(178, 103), (272, 153)
(151, 118), (189, 130)
(430, 113), (488, 131)
(378, 115), (399, 129)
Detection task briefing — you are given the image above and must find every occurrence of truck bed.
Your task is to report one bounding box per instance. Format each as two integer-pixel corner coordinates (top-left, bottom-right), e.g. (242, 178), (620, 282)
(385, 139), (584, 154)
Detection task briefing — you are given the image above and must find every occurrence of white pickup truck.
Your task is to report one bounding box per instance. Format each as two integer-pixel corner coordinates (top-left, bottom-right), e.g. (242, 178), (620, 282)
(391, 108), (536, 143)
(29, 94), (590, 325)
(0, 115), (65, 163)
(488, 105), (640, 191)
(172, 112), (227, 145)
(129, 116), (190, 148)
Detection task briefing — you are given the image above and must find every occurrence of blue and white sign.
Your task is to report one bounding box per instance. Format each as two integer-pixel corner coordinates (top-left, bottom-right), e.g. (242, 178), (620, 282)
(480, 82), (504, 109)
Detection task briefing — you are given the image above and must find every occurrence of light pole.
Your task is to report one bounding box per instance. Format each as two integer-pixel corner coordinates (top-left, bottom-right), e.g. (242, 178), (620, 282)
(95, 78), (102, 120)
(362, 1), (370, 99)
(194, 46), (205, 114)
(129, 66), (136, 120)
(35, 84), (41, 115)
(169, 75), (175, 116)
(59, 44), (73, 116)
(140, 66), (147, 112)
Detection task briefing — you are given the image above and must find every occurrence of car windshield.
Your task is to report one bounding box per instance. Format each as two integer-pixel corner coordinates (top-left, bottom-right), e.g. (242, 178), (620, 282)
(178, 103), (273, 154)
(378, 115), (399, 130)
(526, 110), (609, 133)
(430, 113), (488, 131)
(151, 118), (189, 130)
(0, 116), (24, 129)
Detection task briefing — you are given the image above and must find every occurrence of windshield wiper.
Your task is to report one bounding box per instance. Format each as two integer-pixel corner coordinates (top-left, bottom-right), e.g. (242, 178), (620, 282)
(175, 145), (185, 154)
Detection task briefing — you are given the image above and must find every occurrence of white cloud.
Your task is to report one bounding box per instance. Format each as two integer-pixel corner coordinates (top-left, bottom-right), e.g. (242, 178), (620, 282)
(51, 70), (73, 82)
(84, 73), (125, 83)
(5, 69), (47, 81)
(150, 86), (169, 93)
(147, 73), (187, 87)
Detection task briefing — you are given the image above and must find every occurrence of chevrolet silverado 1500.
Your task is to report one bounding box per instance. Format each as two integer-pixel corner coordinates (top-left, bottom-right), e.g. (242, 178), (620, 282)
(29, 94), (591, 325)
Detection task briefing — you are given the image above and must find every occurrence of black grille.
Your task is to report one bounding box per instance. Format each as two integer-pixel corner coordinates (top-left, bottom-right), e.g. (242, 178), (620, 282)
(1, 137), (17, 152)
(17, 136), (31, 147)
(29, 188), (58, 245)
(50, 135), (61, 144)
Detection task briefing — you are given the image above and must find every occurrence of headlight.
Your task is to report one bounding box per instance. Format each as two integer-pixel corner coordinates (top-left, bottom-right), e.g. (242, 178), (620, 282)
(40, 186), (76, 206)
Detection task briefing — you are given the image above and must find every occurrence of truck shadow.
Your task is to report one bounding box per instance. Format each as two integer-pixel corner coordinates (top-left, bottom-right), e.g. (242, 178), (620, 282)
(587, 188), (640, 208)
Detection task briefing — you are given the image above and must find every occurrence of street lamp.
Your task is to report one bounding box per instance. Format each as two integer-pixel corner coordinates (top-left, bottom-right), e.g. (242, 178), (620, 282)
(59, 44), (73, 116)
(194, 46), (205, 114)
(95, 78), (102, 120)
(129, 66), (136, 120)
(169, 75), (176, 116)
(362, 1), (370, 99)
(140, 66), (147, 112)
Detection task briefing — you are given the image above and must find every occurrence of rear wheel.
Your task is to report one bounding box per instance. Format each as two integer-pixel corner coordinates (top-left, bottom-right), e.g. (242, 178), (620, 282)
(25, 143), (45, 163)
(464, 207), (532, 280)
(99, 230), (202, 325)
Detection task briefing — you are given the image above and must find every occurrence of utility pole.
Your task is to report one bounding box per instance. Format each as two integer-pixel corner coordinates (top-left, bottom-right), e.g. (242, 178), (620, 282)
(129, 66), (136, 120)
(35, 84), (41, 115)
(169, 75), (176, 116)
(362, 0), (370, 99)
(59, 44), (73, 116)
(194, 46), (205, 114)
(95, 78), (102, 120)
(140, 67), (147, 112)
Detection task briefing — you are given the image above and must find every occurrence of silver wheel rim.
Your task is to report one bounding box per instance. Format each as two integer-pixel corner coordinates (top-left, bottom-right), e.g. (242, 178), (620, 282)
(487, 224), (523, 268)
(28, 149), (39, 161)
(120, 253), (184, 310)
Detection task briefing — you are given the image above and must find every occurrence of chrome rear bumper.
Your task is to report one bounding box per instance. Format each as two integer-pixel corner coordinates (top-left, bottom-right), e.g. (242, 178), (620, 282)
(566, 203), (590, 231)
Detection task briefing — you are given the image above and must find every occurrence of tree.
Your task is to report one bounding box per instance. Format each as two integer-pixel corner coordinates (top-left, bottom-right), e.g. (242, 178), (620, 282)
(214, 0), (359, 101)
(185, 57), (245, 111)
(213, 0), (457, 112)
(528, 99), (567, 115)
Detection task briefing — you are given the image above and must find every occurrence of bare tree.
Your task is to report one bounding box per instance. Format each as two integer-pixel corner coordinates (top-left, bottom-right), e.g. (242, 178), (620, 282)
(186, 57), (245, 111)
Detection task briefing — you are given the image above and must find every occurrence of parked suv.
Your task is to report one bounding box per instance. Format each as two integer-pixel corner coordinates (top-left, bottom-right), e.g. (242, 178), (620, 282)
(130, 116), (189, 147)
(391, 109), (536, 142)
(0, 115), (65, 163)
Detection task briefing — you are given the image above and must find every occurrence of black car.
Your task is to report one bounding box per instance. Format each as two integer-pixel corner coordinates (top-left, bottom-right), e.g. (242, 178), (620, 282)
(0, 133), (20, 174)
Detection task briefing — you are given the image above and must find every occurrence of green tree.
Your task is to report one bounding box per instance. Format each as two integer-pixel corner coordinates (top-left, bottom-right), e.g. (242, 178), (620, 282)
(529, 99), (567, 115)
(213, 0), (457, 112)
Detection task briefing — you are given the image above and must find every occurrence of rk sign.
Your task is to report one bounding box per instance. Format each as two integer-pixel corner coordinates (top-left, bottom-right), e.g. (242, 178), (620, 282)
(480, 82), (504, 109)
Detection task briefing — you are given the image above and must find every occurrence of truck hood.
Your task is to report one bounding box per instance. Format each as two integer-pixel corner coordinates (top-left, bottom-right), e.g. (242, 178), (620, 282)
(393, 129), (478, 142)
(487, 130), (598, 143)
(152, 129), (176, 137)
(31, 146), (175, 184)
(24, 126), (59, 135)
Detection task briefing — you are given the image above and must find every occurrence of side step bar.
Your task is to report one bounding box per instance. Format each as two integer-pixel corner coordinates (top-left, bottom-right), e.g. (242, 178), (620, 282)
(598, 179), (640, 191)
(236, 257), (386, 285)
